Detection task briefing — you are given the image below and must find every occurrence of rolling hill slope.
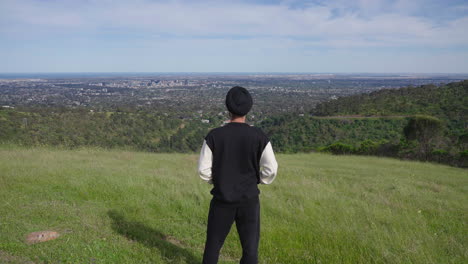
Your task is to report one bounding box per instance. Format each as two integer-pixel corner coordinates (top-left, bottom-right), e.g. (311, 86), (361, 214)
(312, 80), (468, 134)
(0, 146), (466, 263)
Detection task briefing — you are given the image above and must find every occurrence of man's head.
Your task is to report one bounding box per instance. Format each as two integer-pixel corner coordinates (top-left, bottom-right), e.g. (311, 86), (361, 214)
(225, 86), (253, 117)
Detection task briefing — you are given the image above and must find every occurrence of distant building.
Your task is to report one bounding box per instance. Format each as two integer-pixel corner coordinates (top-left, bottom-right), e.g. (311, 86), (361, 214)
(201, 119), (210, 124)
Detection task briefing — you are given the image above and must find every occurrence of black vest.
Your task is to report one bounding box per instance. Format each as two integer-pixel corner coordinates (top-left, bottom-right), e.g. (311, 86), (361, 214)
(204, 122), (270, 204)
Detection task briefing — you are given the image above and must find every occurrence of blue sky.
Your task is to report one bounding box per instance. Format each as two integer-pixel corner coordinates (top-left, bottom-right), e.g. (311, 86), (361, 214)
(1, 0), (467, 73)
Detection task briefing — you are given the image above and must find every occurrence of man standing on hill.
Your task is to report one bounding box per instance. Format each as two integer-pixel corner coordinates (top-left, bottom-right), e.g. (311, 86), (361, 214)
(198, 86), (278, 264)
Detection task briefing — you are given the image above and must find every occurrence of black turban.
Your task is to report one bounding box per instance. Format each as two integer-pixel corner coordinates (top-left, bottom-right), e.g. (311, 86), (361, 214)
(225, 86), (253, 116)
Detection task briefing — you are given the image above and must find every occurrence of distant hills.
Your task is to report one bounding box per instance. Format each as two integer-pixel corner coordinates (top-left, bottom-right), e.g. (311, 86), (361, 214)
(312, 80), (468, 135)
(259, 80), (467, 167)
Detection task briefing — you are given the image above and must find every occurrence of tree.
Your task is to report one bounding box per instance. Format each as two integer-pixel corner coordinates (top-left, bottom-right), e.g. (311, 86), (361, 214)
(403, 115), (444, 159)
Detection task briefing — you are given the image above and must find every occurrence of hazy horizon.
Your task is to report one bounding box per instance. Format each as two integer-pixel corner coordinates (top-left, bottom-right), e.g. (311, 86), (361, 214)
(1, 72), (468, 76)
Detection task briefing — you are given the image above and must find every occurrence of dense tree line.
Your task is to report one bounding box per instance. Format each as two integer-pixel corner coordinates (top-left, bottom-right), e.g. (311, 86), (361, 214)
(313, 80), (467, 135)
(259, 81), (467, 167)
(258, 114), (407, 152)
(0, 108), (212, 152)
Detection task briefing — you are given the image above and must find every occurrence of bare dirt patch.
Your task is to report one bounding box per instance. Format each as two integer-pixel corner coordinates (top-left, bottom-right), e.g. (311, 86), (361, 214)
(25, 231), (60, 244)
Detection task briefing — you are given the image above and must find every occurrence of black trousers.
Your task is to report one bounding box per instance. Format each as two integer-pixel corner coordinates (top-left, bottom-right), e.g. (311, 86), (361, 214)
(202, 196), (260, 264)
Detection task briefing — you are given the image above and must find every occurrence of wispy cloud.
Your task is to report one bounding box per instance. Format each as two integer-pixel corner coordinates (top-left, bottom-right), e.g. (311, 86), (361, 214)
(1, 0), (467, 72)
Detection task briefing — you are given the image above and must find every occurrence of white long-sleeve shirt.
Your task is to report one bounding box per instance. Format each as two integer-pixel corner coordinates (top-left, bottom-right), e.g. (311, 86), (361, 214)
(198, 139), (214, 184)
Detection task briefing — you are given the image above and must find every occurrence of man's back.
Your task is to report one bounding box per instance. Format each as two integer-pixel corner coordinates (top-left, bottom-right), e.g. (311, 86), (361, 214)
(203, 122), (270, 203)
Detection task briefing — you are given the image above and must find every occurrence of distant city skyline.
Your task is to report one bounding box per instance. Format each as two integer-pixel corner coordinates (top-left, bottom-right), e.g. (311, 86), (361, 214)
(1, 0), (468, 73)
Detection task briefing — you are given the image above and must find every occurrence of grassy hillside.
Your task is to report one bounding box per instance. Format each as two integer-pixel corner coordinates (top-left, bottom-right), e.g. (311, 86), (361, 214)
(0, 146), (466, 264)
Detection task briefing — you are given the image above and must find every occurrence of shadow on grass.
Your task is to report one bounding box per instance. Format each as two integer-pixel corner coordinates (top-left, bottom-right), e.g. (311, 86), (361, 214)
(108, 210), (200, 264)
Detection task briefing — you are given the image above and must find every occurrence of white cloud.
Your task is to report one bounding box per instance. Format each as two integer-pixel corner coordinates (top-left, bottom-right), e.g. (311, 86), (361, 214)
(1, 0), (467, 48)
(1, 0), (467, 73)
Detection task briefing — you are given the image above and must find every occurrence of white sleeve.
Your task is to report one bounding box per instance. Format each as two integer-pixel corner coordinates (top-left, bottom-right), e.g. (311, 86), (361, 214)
(259, 141), (278, 184)
(197, 139), (213, 184)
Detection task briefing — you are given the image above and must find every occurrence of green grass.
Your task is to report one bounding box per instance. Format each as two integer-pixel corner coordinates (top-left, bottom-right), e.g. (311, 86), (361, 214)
(0, 146), (466, 263)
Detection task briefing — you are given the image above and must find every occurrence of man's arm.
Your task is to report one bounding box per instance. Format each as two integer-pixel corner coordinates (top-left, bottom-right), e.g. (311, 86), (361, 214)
(259, 141), (278, 184)
(198, 139), (213, 184)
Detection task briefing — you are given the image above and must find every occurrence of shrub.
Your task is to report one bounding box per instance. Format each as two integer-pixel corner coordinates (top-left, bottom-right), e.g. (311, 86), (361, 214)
(320, 142), (355, 155)
(403, 115), (445, 159)
(457, 150), (468, 168)
(356, 139), (380, 155)
(431, 149), (450, 163)
(459, 150), (468, 157)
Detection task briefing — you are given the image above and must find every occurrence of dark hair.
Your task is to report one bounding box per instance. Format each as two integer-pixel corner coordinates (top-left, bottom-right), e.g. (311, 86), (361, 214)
(229, 112), (245, 118)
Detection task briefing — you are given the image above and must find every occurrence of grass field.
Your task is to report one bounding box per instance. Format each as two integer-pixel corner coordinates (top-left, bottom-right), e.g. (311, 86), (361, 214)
(0, 145), (466, 263)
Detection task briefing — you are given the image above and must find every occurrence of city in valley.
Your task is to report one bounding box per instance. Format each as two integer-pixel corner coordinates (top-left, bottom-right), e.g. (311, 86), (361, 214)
(1, 73), (466, 122)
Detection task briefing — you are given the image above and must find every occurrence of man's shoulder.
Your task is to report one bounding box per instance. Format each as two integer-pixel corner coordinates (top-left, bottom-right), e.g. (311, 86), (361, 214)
(205, 126), (223, 137)
(206, 123), (268, 139)
(204, 126), (225, 142)
(249, 125), (268, 139)
(250, 125), (266, 134)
